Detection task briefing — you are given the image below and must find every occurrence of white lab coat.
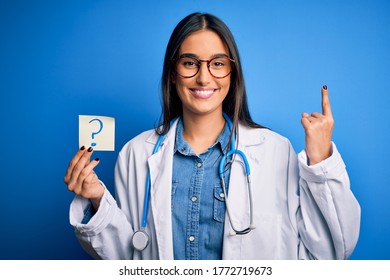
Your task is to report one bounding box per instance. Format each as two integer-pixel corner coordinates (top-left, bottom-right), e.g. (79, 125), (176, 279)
(70, 120), (360, 259)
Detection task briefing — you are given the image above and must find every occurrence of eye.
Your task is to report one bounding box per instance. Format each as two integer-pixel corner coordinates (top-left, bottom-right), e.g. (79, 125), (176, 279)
(210, 58), (228, 69)
(179, 58), (199, 68)
(213, 61), (225, 67)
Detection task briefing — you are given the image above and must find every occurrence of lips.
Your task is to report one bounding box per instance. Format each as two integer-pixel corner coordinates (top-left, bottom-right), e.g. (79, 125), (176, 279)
(190, 88), (216, 99)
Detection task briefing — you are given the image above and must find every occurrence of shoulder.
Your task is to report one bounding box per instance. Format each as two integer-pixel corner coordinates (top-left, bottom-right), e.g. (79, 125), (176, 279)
(118, 128), (158, 157)
(239, 124), (297, 167)
(117, 118), (179, 158)
(238, 123), (293, 149)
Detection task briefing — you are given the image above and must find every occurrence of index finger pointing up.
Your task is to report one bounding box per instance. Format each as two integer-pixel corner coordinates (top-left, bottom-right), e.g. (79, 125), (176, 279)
(322, 85), (333, 117)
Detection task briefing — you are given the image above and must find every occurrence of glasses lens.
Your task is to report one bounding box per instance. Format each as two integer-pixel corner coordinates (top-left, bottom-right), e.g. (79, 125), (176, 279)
(176, 57), (199, 78)
(209, 57), (232, 78)
(175, 56), (233, 78)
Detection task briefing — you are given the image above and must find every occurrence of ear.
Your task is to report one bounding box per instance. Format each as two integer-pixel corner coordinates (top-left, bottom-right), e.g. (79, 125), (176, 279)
(171, 72), (176, 84)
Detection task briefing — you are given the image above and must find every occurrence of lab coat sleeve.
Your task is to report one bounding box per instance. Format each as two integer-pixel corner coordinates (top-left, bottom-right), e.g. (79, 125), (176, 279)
(295, 142), (361, 259)
(69, 154), (135, 259)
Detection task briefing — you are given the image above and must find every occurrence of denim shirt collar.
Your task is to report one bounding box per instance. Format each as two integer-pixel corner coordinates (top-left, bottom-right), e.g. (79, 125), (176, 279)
(174, 117), (230, 156)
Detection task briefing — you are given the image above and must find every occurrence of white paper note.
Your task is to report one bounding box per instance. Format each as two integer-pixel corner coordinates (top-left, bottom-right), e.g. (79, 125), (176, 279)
(79, 115), (115, 151)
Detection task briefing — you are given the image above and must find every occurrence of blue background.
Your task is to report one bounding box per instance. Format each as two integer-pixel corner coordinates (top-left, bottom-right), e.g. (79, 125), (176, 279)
(0, 0), (389, 260)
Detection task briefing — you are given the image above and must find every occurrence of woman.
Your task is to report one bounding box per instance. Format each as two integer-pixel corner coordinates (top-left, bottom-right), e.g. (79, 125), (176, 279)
(65, 12), (360, 260)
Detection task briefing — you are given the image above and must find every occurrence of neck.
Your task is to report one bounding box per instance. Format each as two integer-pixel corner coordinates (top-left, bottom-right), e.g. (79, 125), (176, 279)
(181, 110), (225, 154)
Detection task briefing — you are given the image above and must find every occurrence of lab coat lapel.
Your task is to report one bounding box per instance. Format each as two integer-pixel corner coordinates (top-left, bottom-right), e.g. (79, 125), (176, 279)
(222, 123), (265, 259)
(147, 120), (178, 260)
(228, 123), (266, 224)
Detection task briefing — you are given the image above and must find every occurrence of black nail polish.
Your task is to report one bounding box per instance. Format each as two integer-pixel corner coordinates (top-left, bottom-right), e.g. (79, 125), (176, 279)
(94, 158), (100, 161)
(80, 146), (85, 150)
(87, 147), (93, 152)
(323, 85), (328, 90)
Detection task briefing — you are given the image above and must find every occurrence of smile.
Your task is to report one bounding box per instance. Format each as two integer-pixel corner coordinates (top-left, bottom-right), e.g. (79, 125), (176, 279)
(190, 88), (216, 99)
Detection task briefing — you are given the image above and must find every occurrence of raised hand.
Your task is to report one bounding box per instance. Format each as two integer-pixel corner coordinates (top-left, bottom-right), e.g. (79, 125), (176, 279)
(301, 85), (334, 165)
(64, 146), (104, 210)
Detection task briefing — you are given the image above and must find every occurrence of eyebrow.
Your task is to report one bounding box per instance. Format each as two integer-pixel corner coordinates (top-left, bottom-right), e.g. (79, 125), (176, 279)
(178, 53), (230, 59)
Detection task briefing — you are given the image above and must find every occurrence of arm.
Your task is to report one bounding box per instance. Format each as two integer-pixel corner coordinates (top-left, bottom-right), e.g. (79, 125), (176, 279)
(69, 187), (134, 259)
(296, 86), (360, 259)
(296, 143), (361, 259)
(67, 147), (135, 259)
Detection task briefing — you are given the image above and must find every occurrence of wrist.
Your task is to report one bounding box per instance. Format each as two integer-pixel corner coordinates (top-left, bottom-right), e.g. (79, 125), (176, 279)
(307, 150), (332, 166)
(90, 185), (104, 210)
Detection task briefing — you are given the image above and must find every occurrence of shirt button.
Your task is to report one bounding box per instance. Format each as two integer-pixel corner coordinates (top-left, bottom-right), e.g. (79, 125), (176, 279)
(188, 236), (195, 242)
(180, 147), (186, 152)
(197, 162), (203, 168)
(191, 196), (198, 202)
(219, 192), (225, 198)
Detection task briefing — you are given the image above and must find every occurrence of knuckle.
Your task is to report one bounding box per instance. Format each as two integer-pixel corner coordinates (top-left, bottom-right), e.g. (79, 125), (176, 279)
(68, 158), (78, 169)
(74, 186), (86, 196)
(83, 177), (91, 186)
(84, 175), (97, 187)
(73, 162), (84, 173)
(67, 182), (75, 192)
(305, 127), (314, 135)
(73, 188), (81, 196)
(80, 168), (90, 178)
(322, 118), (333, 127)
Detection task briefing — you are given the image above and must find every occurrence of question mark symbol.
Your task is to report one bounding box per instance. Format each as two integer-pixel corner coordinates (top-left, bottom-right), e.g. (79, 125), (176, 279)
(89, 118), (103, 147)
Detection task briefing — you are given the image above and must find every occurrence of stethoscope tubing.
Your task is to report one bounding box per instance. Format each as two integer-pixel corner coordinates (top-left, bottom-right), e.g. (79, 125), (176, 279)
(133, 113), (255, 251)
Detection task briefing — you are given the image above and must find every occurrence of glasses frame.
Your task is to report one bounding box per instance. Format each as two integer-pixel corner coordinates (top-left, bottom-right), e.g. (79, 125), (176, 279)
(173, 54), (235, 79)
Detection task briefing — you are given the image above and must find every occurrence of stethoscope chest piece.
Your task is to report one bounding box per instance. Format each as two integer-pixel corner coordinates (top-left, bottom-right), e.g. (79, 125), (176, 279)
(132, 229), (150, 251)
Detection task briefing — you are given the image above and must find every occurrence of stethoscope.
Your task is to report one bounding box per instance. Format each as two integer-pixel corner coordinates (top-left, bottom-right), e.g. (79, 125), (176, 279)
(131, 113), (255, 251)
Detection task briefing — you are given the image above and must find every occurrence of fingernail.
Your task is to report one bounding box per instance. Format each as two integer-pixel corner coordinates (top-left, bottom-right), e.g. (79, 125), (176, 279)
(80, 146), (85, 150)
(87, 147), (93, 152)
(323, 85), (328, 90)
(94, 158), (100, 161)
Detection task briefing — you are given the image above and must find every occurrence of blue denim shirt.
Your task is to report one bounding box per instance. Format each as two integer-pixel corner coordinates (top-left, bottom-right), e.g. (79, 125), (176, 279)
(172, 118), (231, 260)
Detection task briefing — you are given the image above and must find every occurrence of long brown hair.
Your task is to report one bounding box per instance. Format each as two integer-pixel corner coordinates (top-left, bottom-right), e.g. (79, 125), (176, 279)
(157, 12), (265, 142)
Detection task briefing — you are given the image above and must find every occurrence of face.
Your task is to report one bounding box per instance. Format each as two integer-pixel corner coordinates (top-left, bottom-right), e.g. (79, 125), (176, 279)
(173, 29), (231, 118)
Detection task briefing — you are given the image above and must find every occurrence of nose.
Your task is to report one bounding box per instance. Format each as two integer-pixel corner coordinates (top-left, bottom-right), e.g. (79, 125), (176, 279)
(196, 61), (211, 85)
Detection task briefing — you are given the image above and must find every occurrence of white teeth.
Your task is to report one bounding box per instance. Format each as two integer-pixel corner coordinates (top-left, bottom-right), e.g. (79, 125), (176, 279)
(194, 89), (214, 95)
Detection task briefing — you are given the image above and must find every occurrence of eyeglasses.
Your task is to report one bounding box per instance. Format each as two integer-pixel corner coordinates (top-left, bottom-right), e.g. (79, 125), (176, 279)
(174, 54), (235, 79)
